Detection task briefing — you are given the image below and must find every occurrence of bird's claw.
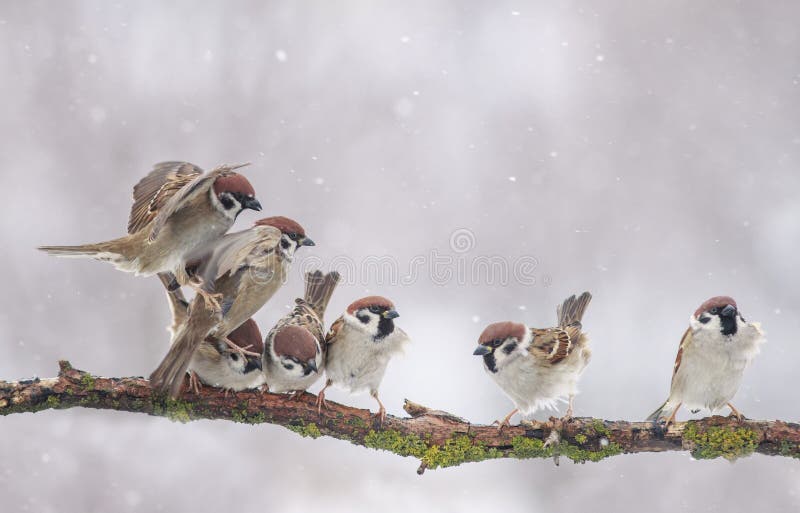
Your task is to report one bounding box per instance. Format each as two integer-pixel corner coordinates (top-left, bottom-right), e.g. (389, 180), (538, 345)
(315, 393), (330, 416)
(729, 411), (745, 422)
(374, 407), (387, 427)
(199, 290), (223, 312)
(188, 371), (202, 395)
(492, 419), (511, 433)
(223, 338), (261, 358)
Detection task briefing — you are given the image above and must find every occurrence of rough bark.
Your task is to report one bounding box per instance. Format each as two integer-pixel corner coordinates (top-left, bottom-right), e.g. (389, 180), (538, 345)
(1, 361), (798, 473)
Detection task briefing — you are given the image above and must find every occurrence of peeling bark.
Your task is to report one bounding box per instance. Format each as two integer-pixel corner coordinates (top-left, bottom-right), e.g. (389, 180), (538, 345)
(1, 361), (798, 472)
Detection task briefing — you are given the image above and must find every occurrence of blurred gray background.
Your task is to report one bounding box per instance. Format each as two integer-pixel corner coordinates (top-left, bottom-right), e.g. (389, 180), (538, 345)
(1, 1), (799, 511)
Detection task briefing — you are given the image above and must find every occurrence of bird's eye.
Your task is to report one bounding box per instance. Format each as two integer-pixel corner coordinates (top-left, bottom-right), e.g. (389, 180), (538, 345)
(284, 363), (294, 370)
(369, 306), (382, 314)
(230, 353), (239, 361)
(288, 233), (298, 240)
(710, 307), (719, 315)
(492, 339), (503, 348)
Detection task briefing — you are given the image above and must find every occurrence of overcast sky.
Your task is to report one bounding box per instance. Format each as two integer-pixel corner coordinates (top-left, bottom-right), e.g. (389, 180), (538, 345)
(1, 1), (799, 512)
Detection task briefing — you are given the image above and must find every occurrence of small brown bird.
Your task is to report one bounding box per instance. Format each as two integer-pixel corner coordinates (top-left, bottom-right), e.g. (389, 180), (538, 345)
(317, 296), (408, 425)
(164, 287), (264, 393)
(473, 292), (592, 430)
(647, 296), (765, 429)
(262, 270), (340, 395)
(149, 216), (313, 397)
(39, 161), (262, 304)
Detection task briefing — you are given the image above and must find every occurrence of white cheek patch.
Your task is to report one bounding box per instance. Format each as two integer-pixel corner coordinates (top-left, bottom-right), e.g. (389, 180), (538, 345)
(226, 355), (246, 373)
(212, 191), (241, 219)
(690, 314), (721, 332)
(281, 358), (305, 377)
(278, 236), (298, 261)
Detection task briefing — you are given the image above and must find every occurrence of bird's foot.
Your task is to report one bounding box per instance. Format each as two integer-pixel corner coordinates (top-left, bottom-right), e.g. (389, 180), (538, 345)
(223, 338), (261, 358)
(189, 281), (223, 313)
(188, 371), (202, 395)
(727, 403), (746, 422)
(492, 409), (519, 433)
(315, 392), (330, 416)
(373, 406), (387, 427)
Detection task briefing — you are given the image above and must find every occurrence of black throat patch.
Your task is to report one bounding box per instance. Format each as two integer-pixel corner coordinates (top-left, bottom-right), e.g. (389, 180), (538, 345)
(483, 353), (498, 373)
(720, 315), (738, 336)
(375, 317), (395, 340)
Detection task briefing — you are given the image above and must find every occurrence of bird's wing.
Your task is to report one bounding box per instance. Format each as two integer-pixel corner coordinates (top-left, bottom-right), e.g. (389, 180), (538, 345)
(147, 167), (234, 242)
(324, 316), (345, 347)
(528, 323), (582, 365)
(191, 225), (282, 286)
(290, 299), (326, 342)
(670, 327), (693, 383)
(128, 161), (204, 235)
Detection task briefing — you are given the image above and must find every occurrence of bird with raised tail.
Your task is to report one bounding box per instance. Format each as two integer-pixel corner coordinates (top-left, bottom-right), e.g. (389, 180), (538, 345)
(38, 161), (262, 305)
(149, 216), (314, 397)
(647, 296), (765, 429)
(317, 296), (409, 425)
(262, 270), (340, 395)
(473, 292), (592, 430)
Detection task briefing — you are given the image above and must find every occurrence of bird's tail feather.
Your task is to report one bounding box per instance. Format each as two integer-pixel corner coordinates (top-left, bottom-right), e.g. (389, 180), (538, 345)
(38, 236), (129, 261)
(557, 291), (592, 327)
(164, 293), (190, 341)
(38, 243), (105, 258)
(304, 270), (341, 319)
(646, 399), (673, 422)
(149, 301), (219, 398)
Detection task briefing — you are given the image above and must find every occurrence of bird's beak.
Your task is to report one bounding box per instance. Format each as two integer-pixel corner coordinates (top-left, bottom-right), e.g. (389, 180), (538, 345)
(721, 304), (737, 318)
(473, 345), (491, 356)
(244, 356), (263, 373)
(244, 197), (262, 211)
(382, 309), (400, 319)
(307, 359), (318, 373)
(301, 237), (315, 247)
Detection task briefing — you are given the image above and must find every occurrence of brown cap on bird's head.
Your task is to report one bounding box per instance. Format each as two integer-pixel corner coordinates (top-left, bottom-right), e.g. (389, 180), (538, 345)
(255, 216), (307, 237)
(694, 296), (737, 318)
(272, 325), (318, 362)
(478, 321), (527, 345)
(213, 172), (257, 198)
(346, 296), (395, 315)
(227, 318), (264, 355)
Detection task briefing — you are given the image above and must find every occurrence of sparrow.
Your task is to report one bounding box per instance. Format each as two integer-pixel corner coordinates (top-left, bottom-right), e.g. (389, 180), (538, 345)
(149, 216), (314, 397)
(647, 296), (765, 428)
(163, 286), (264, 393)
(473, 292), (592, 430)
(39, 161), (262, 304)
(262, 270), (340, 395)
(317, 296), (408, 425)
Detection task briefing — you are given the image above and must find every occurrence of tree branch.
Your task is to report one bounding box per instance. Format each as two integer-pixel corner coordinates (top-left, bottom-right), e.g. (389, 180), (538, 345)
(1, 361), (798, 473)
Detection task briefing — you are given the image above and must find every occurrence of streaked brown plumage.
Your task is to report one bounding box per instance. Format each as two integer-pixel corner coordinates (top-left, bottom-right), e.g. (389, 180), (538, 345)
(150, 217), (313, 397)
(262, 270), (340, 394)
(162, 286), (264, 392)
(38, 161), (262, 290)
(474, 292), (592, 429)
